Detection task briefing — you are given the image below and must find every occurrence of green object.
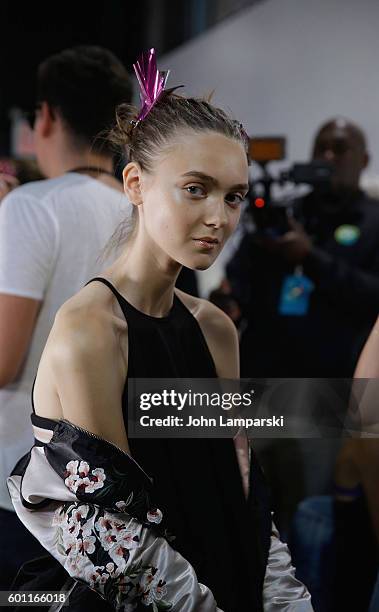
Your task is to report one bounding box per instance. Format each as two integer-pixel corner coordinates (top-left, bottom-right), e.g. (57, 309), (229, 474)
(334, 224), (361, 246)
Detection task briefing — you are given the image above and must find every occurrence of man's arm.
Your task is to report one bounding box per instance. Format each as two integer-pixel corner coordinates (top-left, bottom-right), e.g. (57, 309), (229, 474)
(0, 189), (58, 386)
(0, 294), (41, 386)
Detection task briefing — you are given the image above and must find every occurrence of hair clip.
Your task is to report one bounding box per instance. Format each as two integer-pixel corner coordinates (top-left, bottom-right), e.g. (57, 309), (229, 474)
(133, 48), (170, 125)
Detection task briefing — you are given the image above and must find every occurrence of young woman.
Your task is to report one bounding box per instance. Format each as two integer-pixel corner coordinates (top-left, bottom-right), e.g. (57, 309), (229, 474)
(7, 51), (313, 611)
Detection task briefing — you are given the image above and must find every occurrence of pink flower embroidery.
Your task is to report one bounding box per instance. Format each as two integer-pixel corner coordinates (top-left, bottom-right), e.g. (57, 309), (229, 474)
(76, 533), (96, 555)
(139, 567), (167, 604)
(86, 565), (117, 589)
(64, 460), (106, 494)
(146, 508), (163, 524)
(115, 492), (134, 512)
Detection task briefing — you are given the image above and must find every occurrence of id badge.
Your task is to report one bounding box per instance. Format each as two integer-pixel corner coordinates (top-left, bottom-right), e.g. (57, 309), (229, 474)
(278, 268), (314, 316)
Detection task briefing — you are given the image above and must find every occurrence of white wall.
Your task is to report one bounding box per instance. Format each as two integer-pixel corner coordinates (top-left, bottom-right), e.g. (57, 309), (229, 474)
(161, 0), (379, 295)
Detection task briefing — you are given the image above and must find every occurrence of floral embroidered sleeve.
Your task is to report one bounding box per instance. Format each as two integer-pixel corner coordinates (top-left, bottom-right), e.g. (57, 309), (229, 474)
(7, 416), (224, 611)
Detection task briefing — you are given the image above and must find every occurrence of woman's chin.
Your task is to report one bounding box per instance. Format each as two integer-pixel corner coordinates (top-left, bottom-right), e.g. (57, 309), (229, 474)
(181, 254), (219, 271)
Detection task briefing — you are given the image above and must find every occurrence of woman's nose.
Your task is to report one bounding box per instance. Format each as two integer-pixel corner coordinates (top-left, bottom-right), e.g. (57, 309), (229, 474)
(204, 198), (228, 228)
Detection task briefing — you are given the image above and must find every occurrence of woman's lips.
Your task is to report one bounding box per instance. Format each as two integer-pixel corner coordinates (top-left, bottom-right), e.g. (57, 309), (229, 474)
(193, 238), (219, 250)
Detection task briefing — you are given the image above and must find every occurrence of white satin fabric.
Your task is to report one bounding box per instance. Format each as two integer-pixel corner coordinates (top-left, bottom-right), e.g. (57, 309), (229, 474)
(8, 444), (223, 611)
(263, 522), (314, 611)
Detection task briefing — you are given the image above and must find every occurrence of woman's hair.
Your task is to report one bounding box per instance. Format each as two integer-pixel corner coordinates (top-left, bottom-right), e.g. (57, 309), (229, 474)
(109, 93), (249, 173)
(102, 93), (249, 256)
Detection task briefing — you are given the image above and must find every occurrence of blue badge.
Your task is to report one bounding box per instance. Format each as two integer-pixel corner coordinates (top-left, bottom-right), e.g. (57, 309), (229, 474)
(334, 224), (360, 246)
(278, 272), (314, 316)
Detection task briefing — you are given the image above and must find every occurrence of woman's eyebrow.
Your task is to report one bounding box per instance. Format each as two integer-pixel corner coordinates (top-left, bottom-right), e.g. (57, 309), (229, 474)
(181, 171), (216, 183)
(181, 171), (249, 191)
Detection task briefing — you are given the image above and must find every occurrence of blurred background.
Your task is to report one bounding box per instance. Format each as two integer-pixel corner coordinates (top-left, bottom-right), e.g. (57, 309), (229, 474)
(0, 0), (259, 156)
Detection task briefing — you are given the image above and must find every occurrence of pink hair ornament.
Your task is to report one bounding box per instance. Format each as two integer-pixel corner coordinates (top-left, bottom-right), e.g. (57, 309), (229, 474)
(131, 48), (182, 129)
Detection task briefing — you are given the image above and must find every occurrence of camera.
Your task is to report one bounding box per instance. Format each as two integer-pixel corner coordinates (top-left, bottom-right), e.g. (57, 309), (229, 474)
(248, 137), (333, 236)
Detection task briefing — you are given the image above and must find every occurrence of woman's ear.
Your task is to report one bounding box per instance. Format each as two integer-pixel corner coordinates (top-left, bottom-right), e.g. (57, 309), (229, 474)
(122, 162), (143, 205)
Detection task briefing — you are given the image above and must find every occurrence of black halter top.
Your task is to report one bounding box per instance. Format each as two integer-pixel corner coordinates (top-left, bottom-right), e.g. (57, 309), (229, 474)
(85, 277), (271, 612)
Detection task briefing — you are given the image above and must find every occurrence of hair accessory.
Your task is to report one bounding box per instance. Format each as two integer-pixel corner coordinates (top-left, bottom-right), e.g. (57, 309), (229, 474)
(133, 48), (170, 125)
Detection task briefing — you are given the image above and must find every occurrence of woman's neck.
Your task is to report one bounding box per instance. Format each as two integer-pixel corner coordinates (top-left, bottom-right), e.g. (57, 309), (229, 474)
(104, 237), (182, 318)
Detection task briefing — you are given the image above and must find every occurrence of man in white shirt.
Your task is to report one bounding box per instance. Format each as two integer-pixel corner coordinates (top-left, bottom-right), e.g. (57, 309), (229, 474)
(0, 45), (132, 588)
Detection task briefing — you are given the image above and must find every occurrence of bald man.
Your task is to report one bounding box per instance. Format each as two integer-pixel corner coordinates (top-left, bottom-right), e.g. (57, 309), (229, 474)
(313, 118), (369, 193)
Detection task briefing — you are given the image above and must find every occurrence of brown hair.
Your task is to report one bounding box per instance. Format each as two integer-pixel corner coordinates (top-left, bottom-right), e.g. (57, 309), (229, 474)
(109, 93), (249, 172)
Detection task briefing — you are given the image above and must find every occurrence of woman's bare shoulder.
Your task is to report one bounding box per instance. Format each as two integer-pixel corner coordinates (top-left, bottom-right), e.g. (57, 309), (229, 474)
(34, 282), (130, 452)
(50, 282), (127, 355)
(175, 288), (239, 377)
(35, 282), (127, 407)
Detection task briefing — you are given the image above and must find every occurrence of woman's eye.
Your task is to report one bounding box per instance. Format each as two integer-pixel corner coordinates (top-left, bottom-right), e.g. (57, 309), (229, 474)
(185, 185), (205, 197)
(225, 193), (244, 207)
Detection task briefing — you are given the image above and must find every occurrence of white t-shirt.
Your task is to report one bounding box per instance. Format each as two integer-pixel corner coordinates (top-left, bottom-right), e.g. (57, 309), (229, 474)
(0, 172), (131, 511)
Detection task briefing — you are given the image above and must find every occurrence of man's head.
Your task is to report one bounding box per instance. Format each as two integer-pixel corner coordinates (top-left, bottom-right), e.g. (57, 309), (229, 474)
(311, 117), (369, 193)
(33, 46), (132, 177)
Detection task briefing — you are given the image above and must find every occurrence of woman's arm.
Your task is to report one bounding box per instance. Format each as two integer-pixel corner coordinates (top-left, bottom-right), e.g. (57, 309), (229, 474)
(343, 317), (379, 544)
(350, 315), (379, 434)
(354, 315), (379, 378)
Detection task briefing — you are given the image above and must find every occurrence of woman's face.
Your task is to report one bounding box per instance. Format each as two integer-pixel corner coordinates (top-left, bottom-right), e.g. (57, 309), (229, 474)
(130, 130), (249, 271)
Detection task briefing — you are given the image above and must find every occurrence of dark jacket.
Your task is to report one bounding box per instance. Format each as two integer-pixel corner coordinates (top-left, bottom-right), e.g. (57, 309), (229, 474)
(227, 189), (379, 377)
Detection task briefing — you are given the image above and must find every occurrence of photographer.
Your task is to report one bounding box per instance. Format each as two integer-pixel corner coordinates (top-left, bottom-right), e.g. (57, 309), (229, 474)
(226, 118), (379, 378)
